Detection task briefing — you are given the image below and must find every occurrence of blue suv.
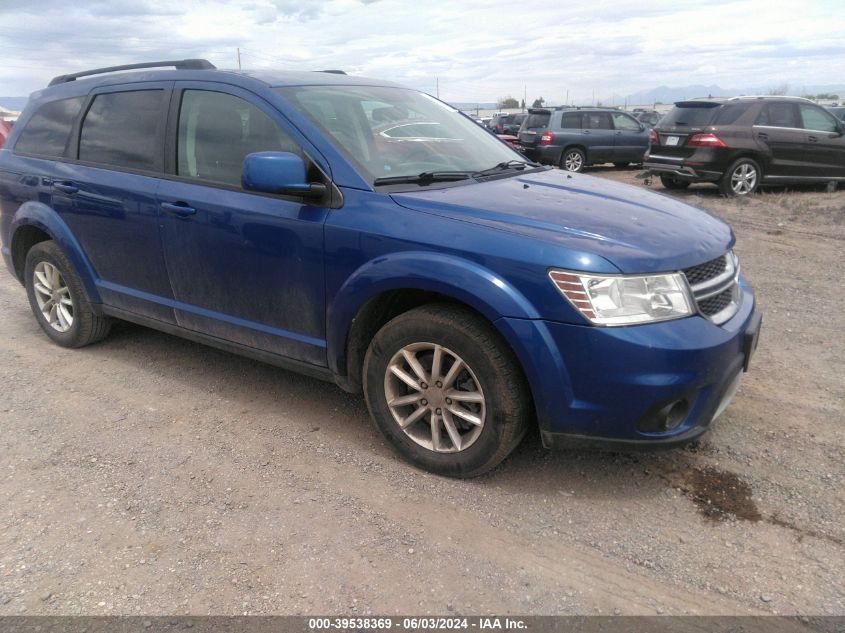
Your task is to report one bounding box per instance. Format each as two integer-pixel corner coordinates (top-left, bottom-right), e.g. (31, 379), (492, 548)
(0, 60), (761, 477)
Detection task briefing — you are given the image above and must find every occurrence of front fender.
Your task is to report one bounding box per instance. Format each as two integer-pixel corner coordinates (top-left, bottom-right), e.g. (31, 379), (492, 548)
(326, 251), (541, 374)
(10, 201), (101, 303)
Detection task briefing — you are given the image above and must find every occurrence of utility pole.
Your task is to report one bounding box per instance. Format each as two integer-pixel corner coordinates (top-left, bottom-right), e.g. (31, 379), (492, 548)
(523, 85), (527, 112)
(237, 47), (241, 70)
(436, 77), (439, 99)
(565, 89), (569, 106)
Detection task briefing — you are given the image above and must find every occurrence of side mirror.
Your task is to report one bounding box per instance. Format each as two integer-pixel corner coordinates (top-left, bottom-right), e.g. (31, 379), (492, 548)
(242, 151), (326, 199)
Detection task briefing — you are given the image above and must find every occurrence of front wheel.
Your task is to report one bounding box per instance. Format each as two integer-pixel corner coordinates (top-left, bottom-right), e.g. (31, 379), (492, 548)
(363, 304), (531, 477)
(560, 147), (586, 172)
(24, 240), (111, 348)
(719, 158), (761, 197)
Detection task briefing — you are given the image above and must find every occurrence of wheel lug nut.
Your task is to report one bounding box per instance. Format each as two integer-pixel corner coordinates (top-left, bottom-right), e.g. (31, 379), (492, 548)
(445, 398), (452, 405)
(435, 408), (442, 415)
(435, 381), (442, 388)
(420, 382), (428, 389)
(421, 399), (428, 406)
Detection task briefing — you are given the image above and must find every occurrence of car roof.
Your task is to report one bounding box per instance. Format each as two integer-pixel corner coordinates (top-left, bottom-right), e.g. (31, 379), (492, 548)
(33, 62), (401, 103)
(673, 95), (815, 106)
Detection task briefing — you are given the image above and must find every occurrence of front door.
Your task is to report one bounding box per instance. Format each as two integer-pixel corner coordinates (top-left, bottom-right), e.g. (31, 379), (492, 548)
(157, 86), (330, 365)
(798, 103), (845, 179)
(610, 111), (648, 163)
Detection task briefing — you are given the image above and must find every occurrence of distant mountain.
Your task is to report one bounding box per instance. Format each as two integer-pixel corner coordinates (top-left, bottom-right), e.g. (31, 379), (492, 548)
(626, 84), (845, 105)
(0, 96), (29, 112)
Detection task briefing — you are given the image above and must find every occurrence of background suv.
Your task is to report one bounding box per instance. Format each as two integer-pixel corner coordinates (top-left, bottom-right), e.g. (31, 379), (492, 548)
(645, 96), (845, 196)
(518, 107), (650, 171)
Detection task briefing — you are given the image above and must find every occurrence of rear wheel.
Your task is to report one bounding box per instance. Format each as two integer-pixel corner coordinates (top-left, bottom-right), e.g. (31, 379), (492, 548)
(24, 240), (111, 348)
(363, 304), (530, 477)
(560, 147), (586, 172)
(660, 174), (691, 190)
(719, 158), (761, 197)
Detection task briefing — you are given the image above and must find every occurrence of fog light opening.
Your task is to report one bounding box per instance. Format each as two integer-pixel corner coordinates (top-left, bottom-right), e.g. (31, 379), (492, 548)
(638, 395), (694, 433)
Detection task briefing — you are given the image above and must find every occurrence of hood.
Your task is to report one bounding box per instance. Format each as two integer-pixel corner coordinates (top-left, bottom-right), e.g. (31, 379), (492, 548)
(390, 169), (733, 273)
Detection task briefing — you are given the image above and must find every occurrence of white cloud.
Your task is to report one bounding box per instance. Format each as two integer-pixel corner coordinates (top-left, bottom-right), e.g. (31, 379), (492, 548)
(0, 0), (843, 103)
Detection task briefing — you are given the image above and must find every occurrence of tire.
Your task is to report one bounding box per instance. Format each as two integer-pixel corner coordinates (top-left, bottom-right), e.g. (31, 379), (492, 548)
(363, 303), (531, 478)
(719, 158), (761, 197)
(560, 147), (586, 172)
(24, 240), (111, 348)
(660, 174), (691, 190)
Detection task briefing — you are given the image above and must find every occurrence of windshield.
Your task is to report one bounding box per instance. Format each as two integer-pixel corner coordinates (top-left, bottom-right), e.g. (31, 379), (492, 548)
(661, 103), (720, 127)
(276, 85), (524, 183)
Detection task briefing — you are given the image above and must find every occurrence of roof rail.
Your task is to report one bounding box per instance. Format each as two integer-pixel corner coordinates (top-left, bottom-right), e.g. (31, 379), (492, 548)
(318, 69), (347, 75)
(48, 59), (216, 86)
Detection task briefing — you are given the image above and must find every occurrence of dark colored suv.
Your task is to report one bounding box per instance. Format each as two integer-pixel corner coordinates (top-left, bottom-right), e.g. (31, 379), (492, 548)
(645, 96), (845, 196)
(519, 107), (650, 171)
(0, 60), (761, 477)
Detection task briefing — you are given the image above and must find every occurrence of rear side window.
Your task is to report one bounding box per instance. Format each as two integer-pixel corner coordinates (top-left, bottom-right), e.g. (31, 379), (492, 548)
(560, 112), (582, 128)
(583, 112), (612, 130)
(755, 103), (799, 128)
(14, 97), (85, 158)
(799, 105), (839, 132)
(524, 112), (550, 129)
(661, 104), (719, 127)
(79, 90), (165, 171)
(712, 102), (753, 125)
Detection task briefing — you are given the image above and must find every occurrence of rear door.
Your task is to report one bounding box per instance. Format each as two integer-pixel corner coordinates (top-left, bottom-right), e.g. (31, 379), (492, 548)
(610, 111), (648, 163)
(156, 83), (330, 365)
(797, 103), (845, 179)
(59, 85), (175, 322)
(752, 102), (807, 177)
(581, 111), (614, 163)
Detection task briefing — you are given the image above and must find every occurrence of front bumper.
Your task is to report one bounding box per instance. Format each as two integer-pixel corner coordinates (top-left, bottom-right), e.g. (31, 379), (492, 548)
(497, 278), (760, 447)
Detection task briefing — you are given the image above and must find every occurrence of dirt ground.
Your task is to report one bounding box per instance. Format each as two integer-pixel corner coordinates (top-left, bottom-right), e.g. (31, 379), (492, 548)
(0, 168), (843, 617)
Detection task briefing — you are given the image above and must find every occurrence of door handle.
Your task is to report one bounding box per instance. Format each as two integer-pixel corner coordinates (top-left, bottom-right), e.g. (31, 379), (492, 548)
(582, 130), (591, 134)
(756, 132), (769, 140)
(53, 182), (79, 195)
(161, 201), (197, 216)
(808, 135), (818, 143)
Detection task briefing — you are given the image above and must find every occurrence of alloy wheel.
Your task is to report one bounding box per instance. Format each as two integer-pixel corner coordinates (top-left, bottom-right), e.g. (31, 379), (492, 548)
(32, 261), (73, 332)
(730, 163), (758, 195)
(384, 342), (486, 453)
(564, 151), (583, 171)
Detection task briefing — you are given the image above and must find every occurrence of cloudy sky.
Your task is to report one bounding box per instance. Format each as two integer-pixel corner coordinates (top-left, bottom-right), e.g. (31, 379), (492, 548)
(1, 0), (843, 104)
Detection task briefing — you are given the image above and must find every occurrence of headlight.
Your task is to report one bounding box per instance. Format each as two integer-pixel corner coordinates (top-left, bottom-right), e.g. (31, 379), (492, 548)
(549, 269), (694, 326)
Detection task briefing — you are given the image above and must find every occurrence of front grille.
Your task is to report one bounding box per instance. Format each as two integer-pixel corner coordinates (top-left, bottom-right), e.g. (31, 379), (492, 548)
(698, 287), (734, 317)
(683, 256), (727, 286)
(682, 252), (740, 324)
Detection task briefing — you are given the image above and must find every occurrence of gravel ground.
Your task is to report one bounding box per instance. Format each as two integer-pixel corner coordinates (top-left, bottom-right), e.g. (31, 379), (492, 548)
(0, 167), (842, 616)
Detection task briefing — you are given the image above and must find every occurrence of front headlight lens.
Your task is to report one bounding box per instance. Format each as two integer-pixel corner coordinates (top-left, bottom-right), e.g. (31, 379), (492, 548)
(549, 270), (693, 326)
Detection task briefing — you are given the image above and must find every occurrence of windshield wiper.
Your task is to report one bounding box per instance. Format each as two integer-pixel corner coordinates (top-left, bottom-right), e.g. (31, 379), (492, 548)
(472, 160), (541, 178)
(373, 171), (473, 186)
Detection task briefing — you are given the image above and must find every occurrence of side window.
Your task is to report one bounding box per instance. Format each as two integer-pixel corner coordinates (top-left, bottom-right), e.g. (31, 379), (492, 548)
(799, 105), (839, 132)
(560, 112), (582, 128)
(177, 90), (302, 188)
(755, 103), (799, 129)
(611, 112), (641, 131)
(79, 90), (165, 171)
(584, 112), (612, 130)
(14, 96), (85, 158)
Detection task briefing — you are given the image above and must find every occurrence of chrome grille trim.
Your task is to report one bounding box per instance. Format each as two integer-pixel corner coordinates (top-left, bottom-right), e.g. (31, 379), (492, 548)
(683, 252), (741, 324)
